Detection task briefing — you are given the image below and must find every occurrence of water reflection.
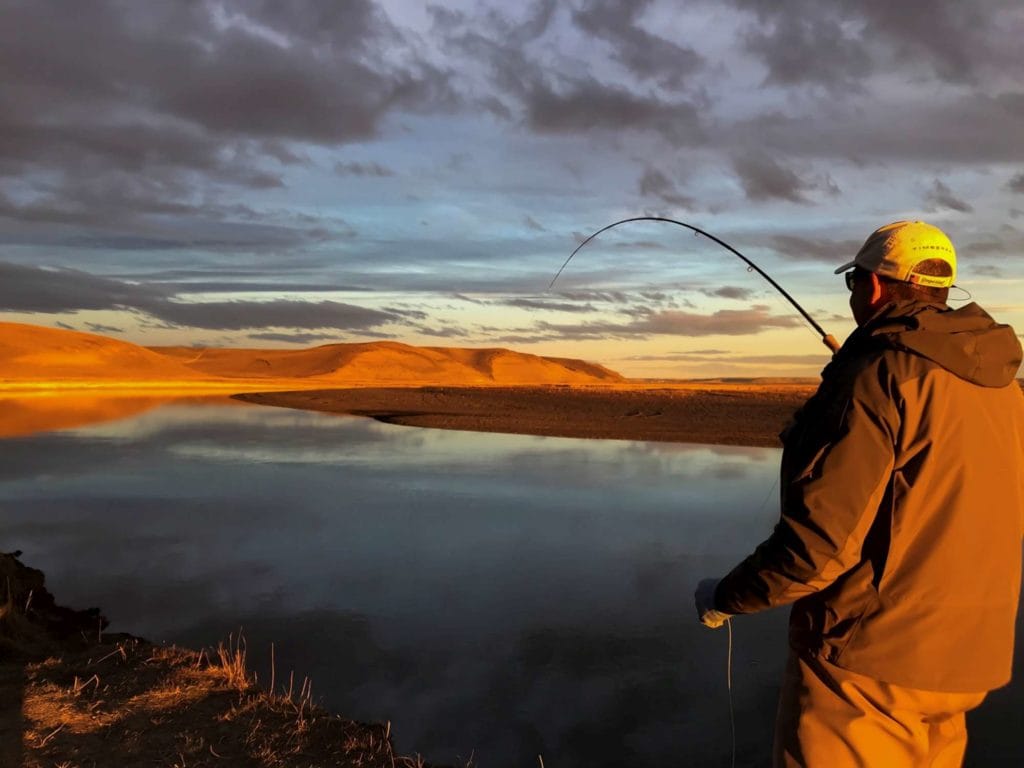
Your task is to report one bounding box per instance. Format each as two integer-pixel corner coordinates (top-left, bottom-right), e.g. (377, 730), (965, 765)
(0, 392), (177, 438)
(0, 398), (1015, 767)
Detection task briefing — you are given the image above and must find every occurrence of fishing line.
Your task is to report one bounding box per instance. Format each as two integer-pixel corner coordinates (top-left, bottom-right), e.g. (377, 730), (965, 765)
(550, 216), (841, 354)
(949, 285), (973, 302)
(755, 477), (780, 519)
(554, 217), (816, 766)
(721, 474), (777, 766)
(727, 618), (735, 768)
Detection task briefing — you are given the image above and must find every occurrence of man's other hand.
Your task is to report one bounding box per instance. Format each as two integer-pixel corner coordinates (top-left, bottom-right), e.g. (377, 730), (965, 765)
(695, 577), (731, 629)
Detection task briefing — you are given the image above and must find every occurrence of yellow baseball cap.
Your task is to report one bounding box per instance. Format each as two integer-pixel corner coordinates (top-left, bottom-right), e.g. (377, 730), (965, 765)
(834, 220), (957, 288)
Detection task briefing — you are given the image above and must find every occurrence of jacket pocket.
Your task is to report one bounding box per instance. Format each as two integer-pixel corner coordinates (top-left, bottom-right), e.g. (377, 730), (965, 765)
(803, 565), (881, 664)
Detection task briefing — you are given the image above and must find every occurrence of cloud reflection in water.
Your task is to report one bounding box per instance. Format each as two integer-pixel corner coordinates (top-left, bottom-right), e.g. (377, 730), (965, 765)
(0, 398), (783, 765)
(3, 398), (1013, 766)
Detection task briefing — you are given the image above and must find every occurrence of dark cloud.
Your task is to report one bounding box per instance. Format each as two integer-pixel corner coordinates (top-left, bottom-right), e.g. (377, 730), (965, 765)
(0, 262), (166, 313)
(639, 290), (675, 302)
(85, 322), (125, 334)
(447, 0), (559, 46)
(503, 298), (597, 313)
(334, 161), (395, 177)
(437, 8), (705, 145)
(729, 0), (1009, 86)
(924, 179), (974, 213)
(380, 306), (426, 324)
(742, 10), (871, 90)
(555, 290), (631, 303)
(770, 234), (860, 262)
(0, 0), (453, 249)
(523, 215), (546, 231)
(247, 332), (340, 345)
(819, 310), (850, 323)
(638, 168), (696, 210)
(524, 78), (704, 144)
(703, 286), (755, 300)
(450, 293), (488, 305)
(612, 240), (668, 251)
(972, 265), (1004, 277)
(535, 304), (800, 340)
(0, 262), (401, 332)
(433, 0), (1024, 180)
(413, 325), (471, 338)
(731, 154), (817, 203)
(432, 14), (545, 116)
(155, 281), (364, 295)
(0, 123), (285, 193)
(629, 306), (800, 335)
(1007, 173), (1024, 194)
(509, 0), (560, 41)
(846, 0), (998, 84)
(153, 299), (397, 332)
(572, 0), (704, 90)
(0, 191), (342, 251)
(113, 265), (370, 285)
(964, 240), (1009, 255)
(138, 8), (440, 144)
(963, 231), (1024, 259)
(730, 93), (1024, 164)
(485, 332), (562, 344)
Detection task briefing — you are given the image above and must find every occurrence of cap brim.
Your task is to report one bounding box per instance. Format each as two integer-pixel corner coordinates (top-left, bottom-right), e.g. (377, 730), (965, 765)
(834, 259), (856, 275)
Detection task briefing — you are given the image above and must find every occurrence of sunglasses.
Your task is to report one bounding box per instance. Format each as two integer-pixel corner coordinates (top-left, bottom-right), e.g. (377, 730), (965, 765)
(844, 271), (857, 291)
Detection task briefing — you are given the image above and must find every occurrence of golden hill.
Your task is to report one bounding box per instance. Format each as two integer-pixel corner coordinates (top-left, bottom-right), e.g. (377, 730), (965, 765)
(0, 322), (203, 383)
(0, 322), (623, 388)
(152, 341), (623, 385)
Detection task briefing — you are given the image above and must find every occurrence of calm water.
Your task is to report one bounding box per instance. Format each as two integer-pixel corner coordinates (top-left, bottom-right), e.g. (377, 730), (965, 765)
(0, 398), (1019, 767)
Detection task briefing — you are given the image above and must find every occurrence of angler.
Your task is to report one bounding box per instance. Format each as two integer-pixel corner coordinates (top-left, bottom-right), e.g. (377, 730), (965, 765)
(696, 220), (1024, 767)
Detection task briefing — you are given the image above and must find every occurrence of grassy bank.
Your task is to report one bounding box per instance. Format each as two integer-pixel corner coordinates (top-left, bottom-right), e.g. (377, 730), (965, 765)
(0, 553), (444, 768)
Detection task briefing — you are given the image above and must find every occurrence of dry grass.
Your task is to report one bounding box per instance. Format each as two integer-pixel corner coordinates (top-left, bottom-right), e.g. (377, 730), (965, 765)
(11, 633), (447, 768)
(1, 553), (453, 768)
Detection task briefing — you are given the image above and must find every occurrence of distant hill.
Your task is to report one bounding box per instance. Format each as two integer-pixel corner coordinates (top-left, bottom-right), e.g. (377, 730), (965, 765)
(151, 340), (624, 385)
(0, 323), (203, 382)
(0, 322), (623, 387)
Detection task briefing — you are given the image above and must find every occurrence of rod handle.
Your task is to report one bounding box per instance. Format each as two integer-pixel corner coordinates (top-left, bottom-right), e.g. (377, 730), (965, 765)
(822, 334), (841, 354)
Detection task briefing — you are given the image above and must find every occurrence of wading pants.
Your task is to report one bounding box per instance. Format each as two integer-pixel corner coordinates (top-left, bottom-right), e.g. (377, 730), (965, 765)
(773, 650), (987, 768)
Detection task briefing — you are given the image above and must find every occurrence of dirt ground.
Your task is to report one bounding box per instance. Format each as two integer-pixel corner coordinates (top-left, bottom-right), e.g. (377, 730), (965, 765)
(236, 383), (819, 448)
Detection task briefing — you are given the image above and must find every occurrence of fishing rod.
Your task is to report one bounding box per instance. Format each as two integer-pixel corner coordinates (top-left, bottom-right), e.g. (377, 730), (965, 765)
(550, 216), (841, 354)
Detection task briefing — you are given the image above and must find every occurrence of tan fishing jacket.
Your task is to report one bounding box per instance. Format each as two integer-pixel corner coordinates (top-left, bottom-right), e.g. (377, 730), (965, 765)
(715, 300), (1024, 692)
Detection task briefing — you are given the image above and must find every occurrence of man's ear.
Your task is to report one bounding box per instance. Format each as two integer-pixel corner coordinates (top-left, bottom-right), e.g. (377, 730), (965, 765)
(869, 272), (886, 305)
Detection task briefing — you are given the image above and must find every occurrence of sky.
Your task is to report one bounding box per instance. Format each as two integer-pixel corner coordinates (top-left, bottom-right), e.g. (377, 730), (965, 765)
(2, 0), (1023, 378)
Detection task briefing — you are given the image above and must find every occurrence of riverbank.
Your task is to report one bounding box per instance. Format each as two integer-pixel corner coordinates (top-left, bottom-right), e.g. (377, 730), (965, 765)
(236, 382), (819, 448)
(0, 552), (444, 768)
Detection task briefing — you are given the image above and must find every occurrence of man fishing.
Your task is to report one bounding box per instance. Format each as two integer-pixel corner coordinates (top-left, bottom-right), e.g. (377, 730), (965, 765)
(695, 220), (1024, 767)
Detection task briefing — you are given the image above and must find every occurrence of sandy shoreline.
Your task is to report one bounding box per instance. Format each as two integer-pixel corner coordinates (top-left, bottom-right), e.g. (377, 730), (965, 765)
(236, 383), (819, 448)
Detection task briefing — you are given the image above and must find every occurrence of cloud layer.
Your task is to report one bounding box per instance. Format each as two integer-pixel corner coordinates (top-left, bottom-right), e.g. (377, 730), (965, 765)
(1, 0), (1022, 375)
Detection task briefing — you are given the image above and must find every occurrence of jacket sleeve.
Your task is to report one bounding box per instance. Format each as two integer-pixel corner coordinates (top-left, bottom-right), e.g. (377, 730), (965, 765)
(714, 360), (900, 615)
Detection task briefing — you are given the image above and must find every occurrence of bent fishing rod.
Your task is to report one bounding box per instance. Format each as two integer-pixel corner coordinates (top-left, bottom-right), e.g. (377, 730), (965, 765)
(550, 216), (841, 354)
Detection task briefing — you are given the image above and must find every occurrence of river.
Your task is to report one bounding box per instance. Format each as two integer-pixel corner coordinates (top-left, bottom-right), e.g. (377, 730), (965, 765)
(0, 396), (1017, 766)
